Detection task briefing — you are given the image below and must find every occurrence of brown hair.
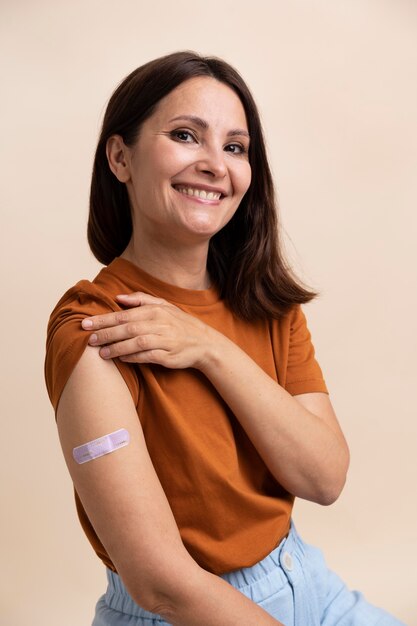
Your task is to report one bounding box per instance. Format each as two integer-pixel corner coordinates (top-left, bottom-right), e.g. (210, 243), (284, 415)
(88, 50), (318, 320)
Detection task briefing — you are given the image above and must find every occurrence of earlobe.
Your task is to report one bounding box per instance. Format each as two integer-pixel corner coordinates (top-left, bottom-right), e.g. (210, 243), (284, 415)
(106, 135), (131, 183)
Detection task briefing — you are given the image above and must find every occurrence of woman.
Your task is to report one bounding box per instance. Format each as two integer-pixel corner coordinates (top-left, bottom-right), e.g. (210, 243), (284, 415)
(45, 51), (404, 625)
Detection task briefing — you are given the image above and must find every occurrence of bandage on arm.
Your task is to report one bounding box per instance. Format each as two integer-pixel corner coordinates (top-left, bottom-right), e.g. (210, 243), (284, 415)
(73, 428), (130, 464)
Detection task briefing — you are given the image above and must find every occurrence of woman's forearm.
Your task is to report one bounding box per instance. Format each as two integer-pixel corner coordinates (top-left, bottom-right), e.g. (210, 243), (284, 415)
(199, 330), (349, 505)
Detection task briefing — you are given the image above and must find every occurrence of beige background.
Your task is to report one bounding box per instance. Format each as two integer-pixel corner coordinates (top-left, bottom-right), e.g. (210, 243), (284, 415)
(1, 0), (416, 624)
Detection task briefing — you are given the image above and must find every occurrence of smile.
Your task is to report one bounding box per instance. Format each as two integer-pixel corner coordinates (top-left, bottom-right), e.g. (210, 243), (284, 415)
(173, 185), (223, 201)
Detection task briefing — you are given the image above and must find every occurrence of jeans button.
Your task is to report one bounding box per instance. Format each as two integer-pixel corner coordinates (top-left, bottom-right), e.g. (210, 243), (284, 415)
(283, 551), (294, 571)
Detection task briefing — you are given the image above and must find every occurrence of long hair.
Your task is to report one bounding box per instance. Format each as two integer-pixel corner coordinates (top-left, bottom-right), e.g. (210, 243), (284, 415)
(88, 51), (318, 320)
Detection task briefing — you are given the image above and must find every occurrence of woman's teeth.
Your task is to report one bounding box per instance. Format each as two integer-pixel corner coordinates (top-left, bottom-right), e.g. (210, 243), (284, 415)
(174, 186), (221, 200)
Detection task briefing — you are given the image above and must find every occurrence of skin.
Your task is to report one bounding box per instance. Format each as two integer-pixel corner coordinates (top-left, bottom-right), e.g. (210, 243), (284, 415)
(58, 76), (349, 624)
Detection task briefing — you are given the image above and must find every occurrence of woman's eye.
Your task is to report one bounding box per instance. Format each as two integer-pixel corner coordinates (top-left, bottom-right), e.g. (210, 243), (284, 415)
(171, 130), (195, 142)
(225, 143), (247, 155)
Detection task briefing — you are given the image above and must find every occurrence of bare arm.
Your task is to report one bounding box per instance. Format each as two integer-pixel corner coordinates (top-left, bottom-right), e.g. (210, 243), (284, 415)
(57, 345), (284, 625)
(84, 293), (350, 505)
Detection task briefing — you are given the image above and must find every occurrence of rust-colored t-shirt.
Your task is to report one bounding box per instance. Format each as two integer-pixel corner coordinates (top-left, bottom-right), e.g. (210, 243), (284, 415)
(45, 257), (328, 575)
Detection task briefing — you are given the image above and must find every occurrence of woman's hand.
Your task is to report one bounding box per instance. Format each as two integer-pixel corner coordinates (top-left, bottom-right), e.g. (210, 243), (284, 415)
(81, 292), (218, 370)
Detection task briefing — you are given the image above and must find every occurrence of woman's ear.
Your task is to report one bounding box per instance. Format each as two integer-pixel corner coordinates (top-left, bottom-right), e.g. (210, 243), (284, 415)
(106, 135), (131, 183)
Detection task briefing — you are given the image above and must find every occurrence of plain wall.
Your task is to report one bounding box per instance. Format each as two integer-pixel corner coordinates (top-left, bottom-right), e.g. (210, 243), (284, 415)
(1, 0), (416, 624)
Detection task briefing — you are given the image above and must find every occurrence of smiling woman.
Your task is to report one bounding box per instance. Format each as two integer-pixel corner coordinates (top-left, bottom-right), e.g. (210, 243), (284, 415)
(106, 76), (252, 273)
(44, 51), (405, 626)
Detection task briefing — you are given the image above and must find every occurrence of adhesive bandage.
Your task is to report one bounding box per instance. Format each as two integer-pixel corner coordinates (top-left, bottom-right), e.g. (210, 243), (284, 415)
(73, 428), (130, 464)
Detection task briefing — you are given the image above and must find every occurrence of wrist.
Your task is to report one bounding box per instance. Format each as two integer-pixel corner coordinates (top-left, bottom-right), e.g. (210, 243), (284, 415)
(195, 325), (226, 375)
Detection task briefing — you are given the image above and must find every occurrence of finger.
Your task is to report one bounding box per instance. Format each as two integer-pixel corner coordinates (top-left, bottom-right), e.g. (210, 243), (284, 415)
(99, 334), (170, 359)
(81, 310), (130, 330)
(116, 292), (168, 307)
(88, 321), (160, 347)
(119, 349), (169, 365)
(81, 305), (158, 331)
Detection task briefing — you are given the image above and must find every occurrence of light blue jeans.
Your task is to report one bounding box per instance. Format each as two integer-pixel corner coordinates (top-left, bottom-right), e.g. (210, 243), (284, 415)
(92, 521), (405, 625)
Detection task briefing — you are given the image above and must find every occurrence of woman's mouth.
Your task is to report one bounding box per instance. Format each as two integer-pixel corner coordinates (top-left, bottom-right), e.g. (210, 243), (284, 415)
(172, 185), (224, 202)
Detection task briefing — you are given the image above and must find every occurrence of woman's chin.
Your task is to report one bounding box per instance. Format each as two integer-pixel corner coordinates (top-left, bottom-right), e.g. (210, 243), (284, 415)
(181, 212), (233, 239)
(179, 217), (226, 240)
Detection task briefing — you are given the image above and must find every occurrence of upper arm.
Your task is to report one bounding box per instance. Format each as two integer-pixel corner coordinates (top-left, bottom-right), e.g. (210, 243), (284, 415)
(57, 345), (196, 610)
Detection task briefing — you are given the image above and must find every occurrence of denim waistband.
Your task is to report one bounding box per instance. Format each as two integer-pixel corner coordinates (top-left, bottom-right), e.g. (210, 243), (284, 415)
(218, 519), (304, 603)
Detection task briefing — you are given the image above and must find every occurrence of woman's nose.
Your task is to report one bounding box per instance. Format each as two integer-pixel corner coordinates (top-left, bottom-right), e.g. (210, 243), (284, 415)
(196, 145), (227, 178)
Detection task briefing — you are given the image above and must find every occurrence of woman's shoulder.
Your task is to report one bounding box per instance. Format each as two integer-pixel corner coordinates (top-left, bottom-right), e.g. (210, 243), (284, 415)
(45, 262), (139, 413)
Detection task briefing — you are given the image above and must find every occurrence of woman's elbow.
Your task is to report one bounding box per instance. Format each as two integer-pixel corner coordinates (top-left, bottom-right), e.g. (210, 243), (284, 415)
(123, 576), (180, 618)
(139, 588), (177, 618)
(123, 552), (201, 616)
(315, 476), (347, 506)
(316, 445), (350, 506)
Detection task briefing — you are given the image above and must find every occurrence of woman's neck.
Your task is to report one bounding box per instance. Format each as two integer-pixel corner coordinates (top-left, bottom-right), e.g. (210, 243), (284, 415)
(120, 237), (211, 290)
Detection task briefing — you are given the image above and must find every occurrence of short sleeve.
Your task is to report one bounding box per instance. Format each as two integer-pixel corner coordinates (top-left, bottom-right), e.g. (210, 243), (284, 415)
(45, 281), (140, 415)
(284, 304), (329, 396)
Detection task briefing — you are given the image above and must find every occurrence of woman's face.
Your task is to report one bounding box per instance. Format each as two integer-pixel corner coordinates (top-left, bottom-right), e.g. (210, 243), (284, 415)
(115, 76), (252, 246)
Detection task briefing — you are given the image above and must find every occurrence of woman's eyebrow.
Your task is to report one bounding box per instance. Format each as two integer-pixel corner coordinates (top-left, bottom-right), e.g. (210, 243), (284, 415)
(168, 115), (250, 139)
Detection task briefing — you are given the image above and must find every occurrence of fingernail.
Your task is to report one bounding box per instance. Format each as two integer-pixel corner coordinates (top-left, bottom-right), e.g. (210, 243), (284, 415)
(89, 334), (98, 344)
(82, 319), (93, 329)
(116, 293), (130, 298)
(100, 347), (111, 358)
